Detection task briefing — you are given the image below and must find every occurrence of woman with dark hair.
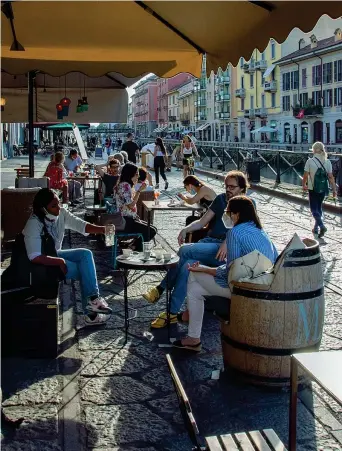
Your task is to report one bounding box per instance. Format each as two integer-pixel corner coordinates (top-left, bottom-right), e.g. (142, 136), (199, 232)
(113, 163), (157, 246)
(181, 135), (198, 178)
(153, 137), (168, 190)
(172, 195), (278, 351)
(23, 189), (113, 326)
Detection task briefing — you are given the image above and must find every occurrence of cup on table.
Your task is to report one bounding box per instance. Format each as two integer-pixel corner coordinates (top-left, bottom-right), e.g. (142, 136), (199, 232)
(163, 252), (171, 262)
(154, 248), (163, 260)
(143, 241), (153, 260)
(122, 248), (132, 259)
(105, 224), (115, 247)
(154, 190), (160, 205)
(69, 171), (74, 177)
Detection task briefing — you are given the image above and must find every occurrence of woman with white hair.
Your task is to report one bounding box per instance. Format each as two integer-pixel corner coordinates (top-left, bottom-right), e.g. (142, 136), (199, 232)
(302, 141), (337, 238)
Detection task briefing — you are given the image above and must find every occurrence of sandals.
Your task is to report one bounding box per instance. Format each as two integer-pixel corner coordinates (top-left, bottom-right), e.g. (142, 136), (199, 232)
(172, 339), (202, 352)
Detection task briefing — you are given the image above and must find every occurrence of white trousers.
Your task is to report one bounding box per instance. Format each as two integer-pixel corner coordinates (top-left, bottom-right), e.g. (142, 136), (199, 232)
(187, 268), (231, 339)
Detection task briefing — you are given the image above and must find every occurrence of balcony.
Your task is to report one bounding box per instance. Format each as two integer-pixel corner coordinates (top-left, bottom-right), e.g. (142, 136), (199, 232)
(214, 112), (221, 119)
(293, 104), (323, 117)
(255, 60), (268, 70)
(235, 88), (246, 98)
(255, 107), (268, 118)
(194, 82), (206, 91)
(264, 80), (277, 92)
(194, 99), (207, 107)
(244, 109), (256, 118)
(243, 61), (255, 73)
(220, 112), (230, 119)
(217, 75), (230, 84)
(168, 116), (177, 122)
(216, 93), (230, 102)
(195, 114), (207, 121)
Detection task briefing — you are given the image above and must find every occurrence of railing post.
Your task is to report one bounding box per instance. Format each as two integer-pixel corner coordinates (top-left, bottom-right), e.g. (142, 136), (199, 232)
(222, 147), (225, 172)
(237, 150), (241, 170)
(210, 147), (213, 169)
(276, 151), (281, 184)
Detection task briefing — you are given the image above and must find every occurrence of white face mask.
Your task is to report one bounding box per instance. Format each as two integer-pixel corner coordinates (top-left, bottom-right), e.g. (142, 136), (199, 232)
(43, 208), (58, 222)
(222, 212), (234, 229)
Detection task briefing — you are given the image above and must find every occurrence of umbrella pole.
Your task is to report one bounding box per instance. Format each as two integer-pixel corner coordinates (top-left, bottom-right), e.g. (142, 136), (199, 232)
(28, 71), (35, 178)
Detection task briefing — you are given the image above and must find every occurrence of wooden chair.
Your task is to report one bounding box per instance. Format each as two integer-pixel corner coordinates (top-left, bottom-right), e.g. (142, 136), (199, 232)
(166, 354), (287, 451)
(17, 177), (50, 189)
(136, 189), (155, 222)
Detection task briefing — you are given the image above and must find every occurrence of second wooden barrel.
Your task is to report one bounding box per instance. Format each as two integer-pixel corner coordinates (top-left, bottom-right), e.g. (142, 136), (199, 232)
(221, 238), (325, 386)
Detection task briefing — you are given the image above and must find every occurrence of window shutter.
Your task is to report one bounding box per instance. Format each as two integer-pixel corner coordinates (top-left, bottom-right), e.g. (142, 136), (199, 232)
(312, 66), (315, 86)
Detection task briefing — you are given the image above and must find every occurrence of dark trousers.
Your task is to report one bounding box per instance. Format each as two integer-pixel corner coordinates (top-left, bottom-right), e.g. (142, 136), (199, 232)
(308, 190), (325, 230)
(123, 217), (157, 250)
(154, 156), (167, 184)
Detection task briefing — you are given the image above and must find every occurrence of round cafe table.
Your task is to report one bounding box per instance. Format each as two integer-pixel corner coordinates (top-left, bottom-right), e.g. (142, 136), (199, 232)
(116, 252), (179, 343)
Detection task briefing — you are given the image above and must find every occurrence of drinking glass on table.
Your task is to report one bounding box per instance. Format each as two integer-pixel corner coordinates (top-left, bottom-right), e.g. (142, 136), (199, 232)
(105, 224), (115, 247)
(154, 189), (160, 205)
(143, 241), (153, 260)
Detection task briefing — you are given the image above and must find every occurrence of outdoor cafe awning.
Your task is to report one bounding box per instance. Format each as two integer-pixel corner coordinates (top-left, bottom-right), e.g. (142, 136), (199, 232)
(251, 126), (279, 133)
(263, 64), (276, 79)
(153, 126), (168, 133)
(1, 2), (341, 78)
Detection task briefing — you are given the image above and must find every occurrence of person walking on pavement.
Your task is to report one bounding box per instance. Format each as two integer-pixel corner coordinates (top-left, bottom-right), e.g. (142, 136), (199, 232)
(153, 137), (168, 190)
(302, 141), (337, 238)
(121, 133), (140, 163)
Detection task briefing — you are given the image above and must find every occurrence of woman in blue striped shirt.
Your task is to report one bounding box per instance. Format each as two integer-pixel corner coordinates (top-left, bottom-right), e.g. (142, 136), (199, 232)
(173, 196), (278, 351)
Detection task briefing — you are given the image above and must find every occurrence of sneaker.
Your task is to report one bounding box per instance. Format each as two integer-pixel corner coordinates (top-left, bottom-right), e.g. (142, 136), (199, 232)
(165, 181), (169, 190)
(143, 286), (161, 304)
(155, 183), (159, 189)
(86, 297), (112, 314)
(318, 226), (327, 238)
(151, 312), (178, 329)
(84, 313), (111, 326)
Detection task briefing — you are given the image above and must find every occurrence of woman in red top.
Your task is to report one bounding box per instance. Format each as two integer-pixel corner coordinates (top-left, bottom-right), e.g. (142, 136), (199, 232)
(44, 152), (69, 203)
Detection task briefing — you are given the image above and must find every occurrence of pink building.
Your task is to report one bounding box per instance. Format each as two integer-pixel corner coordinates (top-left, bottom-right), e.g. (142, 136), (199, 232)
(132, 76), (158, 137)
(157, 74), (194, 128)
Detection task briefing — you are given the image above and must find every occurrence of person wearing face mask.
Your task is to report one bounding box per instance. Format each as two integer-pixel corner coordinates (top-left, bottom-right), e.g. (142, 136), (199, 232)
(143, 171), (251, 329)
(177, 175), (216, 243)
(153, 137), (168, 190)
(172, 196), (278, 351)
(22, 189), (113, 326)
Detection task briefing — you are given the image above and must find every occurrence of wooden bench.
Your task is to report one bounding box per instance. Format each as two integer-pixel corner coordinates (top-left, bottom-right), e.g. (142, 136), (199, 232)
(166, 354), (287, 451)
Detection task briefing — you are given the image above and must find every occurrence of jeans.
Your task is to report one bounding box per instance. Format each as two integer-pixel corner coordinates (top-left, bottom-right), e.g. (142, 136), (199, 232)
(308, 190), (325, 231)
(159, 237), (223, 313)
(57, 248), (99, 312)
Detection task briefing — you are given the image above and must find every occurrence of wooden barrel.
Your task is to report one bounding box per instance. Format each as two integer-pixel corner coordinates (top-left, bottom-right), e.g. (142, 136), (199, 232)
(221, 238), (325, 386)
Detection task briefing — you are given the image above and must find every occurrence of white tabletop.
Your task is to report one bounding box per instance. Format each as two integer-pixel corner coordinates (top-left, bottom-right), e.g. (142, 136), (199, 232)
(142, 200), (204, 212)
(293, 351), (342, 405)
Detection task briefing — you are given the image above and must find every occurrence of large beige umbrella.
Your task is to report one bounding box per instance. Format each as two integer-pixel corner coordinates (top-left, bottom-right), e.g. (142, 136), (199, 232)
(1, 1), (342, 78)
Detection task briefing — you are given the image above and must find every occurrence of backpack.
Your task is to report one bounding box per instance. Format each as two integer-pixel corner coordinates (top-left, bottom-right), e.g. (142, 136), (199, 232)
(312, 158), (329, 196)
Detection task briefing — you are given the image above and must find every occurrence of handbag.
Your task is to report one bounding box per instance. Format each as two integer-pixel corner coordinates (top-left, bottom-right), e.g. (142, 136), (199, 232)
(1, 225), (65, 299)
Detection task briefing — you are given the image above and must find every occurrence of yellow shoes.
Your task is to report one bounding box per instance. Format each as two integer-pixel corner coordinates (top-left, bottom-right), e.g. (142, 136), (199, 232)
(150, 312), (178, 329)
(143, 287), (161, 304)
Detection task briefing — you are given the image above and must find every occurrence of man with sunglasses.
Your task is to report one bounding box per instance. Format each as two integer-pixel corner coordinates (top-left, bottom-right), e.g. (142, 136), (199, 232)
(144, 170), (251, 329)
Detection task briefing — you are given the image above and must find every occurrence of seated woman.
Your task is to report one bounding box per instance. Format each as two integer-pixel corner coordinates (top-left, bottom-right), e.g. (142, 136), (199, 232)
(113, 163), (157, 248)
(135, 167), (154, 192)
(23, 188), (113, 326)
(44, 151), (69, 203)
(178, 175), (216, 243)
(173, 196), (278, 351)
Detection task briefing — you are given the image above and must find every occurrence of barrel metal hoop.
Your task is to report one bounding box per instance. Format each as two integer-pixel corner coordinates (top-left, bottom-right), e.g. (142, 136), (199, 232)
(221, 333), (320, 356)
(288, 247), (320, 258)
(283, 256), (321, 267)
(232, 286), (324, 301)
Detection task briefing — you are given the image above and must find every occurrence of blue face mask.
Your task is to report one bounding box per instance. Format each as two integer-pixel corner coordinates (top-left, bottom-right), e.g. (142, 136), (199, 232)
(190, 188), (196, 195)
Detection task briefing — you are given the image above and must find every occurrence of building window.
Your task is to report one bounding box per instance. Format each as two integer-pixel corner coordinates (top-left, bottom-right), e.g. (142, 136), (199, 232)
(312, 65), (322, 86)
(262, 51), (265, 61)
(250, 95), (254, 109)
(334, 60), (342, 82)
(241, 76), (244, 89)
(334, 87), (342, 106)
(271, 93), (276, 108)
(250, 74), (254, 88)
(241, 122), (246, 139)
(282, 95), (291, 111)
(240, 57), (244, 68)
(312, 90), (321, 105)
(261, 72), (265, 86)
(282, 72), (291, 91)
(323, 62), (333, 84)
(293, 94), (298, 106)
(271, 40), (276, 59)
(302, 68), (307, 88)
(241, 98), (245, 110)
(261, 94), (265, 108)
(323, 89), (333, 107)
(336, 120), (342, 143)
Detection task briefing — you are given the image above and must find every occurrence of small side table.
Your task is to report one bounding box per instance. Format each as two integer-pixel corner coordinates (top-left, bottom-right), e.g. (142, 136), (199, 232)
(116, 253), (179, 343)
(289, 351), (342, 451)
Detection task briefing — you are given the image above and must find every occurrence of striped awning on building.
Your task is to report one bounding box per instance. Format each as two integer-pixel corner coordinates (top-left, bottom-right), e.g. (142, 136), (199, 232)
(196, 123), (210, 131)
(153, 125), (168, 133)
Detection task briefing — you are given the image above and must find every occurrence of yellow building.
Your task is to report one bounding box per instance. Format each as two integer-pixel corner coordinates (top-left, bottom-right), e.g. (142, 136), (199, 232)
(234, 39), (281, 142)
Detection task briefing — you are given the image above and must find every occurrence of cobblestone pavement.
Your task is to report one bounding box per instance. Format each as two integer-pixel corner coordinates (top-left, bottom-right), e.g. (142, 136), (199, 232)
(1, 167), (342, 450)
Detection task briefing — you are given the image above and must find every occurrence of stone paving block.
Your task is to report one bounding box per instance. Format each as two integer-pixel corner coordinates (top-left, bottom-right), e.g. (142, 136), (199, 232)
(131, 344), (169, 363)
(312, 382), (342, 413)
(200, 330), (222, 353)
(148, 393), (183, 426)
(2, 375), (62, 406)
(297, 437), (342, 450)
(80, 349), (151, 376)
(313, 406), (342, 431)
(81, 375), (157, 404)
(320, 333), (342, 351)
(84, 404), (174, 447)
(331, 430), (342, 446)
(1, 440), (62, 451)
(1, 405), (58, 440)
(141, 367), (175, 393)
(78, 329), (142, 351)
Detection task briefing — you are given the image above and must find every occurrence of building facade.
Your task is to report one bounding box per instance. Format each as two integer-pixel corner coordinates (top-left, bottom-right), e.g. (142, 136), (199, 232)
(132, 75), (158, 137)
(178, 80), (196, 133)
(276, 30), (342, 145)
